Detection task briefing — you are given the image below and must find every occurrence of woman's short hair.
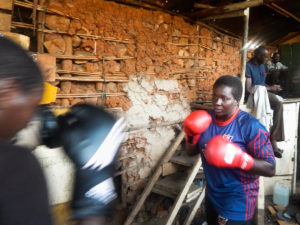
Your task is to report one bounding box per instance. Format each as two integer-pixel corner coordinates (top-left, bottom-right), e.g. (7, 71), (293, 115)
(213, 75), (243, 101)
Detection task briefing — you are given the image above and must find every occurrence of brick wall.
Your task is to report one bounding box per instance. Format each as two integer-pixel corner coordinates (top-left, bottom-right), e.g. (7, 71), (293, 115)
(43, 0), (242, 206)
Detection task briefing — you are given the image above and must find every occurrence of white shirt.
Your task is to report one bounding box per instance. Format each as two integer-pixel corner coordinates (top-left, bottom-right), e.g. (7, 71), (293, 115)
(267, 61), (288, 70)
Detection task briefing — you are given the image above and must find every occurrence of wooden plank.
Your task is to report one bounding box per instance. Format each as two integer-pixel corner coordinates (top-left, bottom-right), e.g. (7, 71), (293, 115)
(267, 205), (277, 216)
(264, 3), (290, 19)
(56, 93), (126, 98)
(268, 205), (298, 225)
(165, 155), (202, 225)
(270, 32), (300, 46)
(153, 173), (202, 199)
(123, 131), (186, 225)
(194, 3), (214, 9)
(54, 55), (134, 61)
(274, 205), (285, 211)
(14, 0), (78, 19)
(11, 21), (33, 29)
(169, 68), (208, 75)
(270, 3), (300, 24)
(202, 10), (245, 21)
(189, 0), (263, 18)
(161, 162), (181, 176)
(32, 0), (38, 32)
(0, 0), (12, 10)
(169, 42), (215, 50)
(190, 102), (213, 110)
(56, 70), (126, 77)
(55, 76), (128, 83)
(240, 8), (249, 106)
(152, 186), (201, 203)
(0, 13), (11, 31)
(170, 152), (197, 167)
(184, 187), (206, 225)
(35, 27), (134, 44)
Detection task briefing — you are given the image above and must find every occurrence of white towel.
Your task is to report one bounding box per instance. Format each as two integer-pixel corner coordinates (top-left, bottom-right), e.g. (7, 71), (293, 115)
(246, 85), (273, 131)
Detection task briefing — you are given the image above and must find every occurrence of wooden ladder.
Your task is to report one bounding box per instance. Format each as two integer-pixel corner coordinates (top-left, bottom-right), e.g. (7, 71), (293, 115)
(124, 131), (206, 225)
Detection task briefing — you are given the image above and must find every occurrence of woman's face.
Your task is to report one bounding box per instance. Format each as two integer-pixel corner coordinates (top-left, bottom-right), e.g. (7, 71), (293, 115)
(212, 85), (238, 121)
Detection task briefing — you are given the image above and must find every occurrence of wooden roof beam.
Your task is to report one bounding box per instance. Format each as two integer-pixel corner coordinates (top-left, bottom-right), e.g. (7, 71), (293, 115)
(194, 3), (215, 9)
(189, 0), (263, 19)
(202, 10), (245, 21)
(264, 2), (300, 24)
(264, 3), (289, 18)
(270, 31), (300, 46)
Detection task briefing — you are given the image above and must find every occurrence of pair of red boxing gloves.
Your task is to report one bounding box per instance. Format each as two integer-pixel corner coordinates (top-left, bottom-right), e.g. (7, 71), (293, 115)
(184, 110), (254, 171)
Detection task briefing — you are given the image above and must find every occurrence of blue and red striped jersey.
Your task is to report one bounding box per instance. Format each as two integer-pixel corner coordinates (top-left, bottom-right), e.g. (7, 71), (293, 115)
(198, 108), (275, 221)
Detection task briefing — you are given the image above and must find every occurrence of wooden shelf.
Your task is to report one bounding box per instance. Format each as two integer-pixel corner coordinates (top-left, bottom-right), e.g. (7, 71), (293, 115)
(56, 92), (126, 98)
(56, 76), (128, 83)
(54, 55), (134, 61)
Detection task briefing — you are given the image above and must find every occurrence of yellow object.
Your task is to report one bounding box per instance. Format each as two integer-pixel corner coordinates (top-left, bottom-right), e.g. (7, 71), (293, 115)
(0, 31), (30, 50)
(51, 202), (72, 225)
(52, 108), (70, 116)
(40, 82), (57, 105)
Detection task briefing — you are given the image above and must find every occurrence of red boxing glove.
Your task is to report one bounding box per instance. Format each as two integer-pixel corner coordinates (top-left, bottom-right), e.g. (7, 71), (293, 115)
(204, 135), (254, 171)
(184, 110), (212, 145)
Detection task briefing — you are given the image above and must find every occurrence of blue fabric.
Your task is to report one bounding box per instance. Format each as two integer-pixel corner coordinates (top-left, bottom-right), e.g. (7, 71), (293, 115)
(246, 60), (266, 86)
(198, 110), (275, 221)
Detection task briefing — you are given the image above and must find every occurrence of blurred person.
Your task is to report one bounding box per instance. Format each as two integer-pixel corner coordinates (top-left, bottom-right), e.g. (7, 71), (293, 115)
(266, 52), (289, 95)
(1, 36), (125, 225)
(0, 37), (52, 225)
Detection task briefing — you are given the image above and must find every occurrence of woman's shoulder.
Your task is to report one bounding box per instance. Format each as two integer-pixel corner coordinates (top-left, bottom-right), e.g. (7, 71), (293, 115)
(237, 110), (264, 128)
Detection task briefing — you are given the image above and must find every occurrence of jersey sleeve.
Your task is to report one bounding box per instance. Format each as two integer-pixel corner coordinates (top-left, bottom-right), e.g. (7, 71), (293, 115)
(245, 119), (275, 164)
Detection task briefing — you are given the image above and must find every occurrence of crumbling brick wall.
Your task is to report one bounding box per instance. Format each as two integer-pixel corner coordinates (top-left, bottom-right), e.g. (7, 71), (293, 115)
(42, 0), (242, 206)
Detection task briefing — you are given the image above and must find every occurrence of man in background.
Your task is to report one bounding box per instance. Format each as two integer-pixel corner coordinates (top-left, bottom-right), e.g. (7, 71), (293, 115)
(266, 52), (289, 96)
(246, 46), (284, 158)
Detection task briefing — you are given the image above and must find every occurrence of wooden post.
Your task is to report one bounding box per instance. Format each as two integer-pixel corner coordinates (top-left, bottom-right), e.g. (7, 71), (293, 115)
(0, 0), (12, 32)
(123, 131), (185, 225)
(190, 0), (262, 18)
(202, 10), (245, 21)
(165, 155), (202, 225)
(184, 187), (206, 225)
(240, 8), (249, 103)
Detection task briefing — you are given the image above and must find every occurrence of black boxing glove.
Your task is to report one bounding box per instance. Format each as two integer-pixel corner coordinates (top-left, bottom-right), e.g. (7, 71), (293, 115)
(57, 104), (125, 219)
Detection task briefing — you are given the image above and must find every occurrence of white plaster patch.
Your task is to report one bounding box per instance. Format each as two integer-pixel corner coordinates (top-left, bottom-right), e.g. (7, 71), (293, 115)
(123, 75), (190, 128)
(154, 94), (168, 106)
(134, 127), (176, 179)
(154, 79), (179, 92)
(123, 75), (191, 180)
